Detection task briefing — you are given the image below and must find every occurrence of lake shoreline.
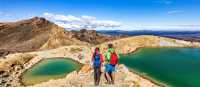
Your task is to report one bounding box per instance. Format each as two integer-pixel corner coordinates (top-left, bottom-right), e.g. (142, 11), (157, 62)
(128, 67), (167, 87)
(15, 47), (200, 86)
(121, 47), (200, 87)
(2, 35), (200, 87)
(20, 57), (83, 86)
(22, 45), (163, 87)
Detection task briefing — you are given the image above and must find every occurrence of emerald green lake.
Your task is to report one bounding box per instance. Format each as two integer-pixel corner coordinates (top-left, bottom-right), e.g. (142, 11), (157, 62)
(120, 48), (200, 87)
(22, 58), (81, 85)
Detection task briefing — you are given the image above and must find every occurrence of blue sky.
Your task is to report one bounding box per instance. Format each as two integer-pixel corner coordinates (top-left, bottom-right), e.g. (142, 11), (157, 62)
(0, 0), (200, 30)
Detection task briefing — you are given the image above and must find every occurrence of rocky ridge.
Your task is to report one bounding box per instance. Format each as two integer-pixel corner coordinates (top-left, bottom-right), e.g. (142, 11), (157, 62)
(0, 53), (36, 87)
(1, 35), (200, 87)
(71, 29), (125, 45)
(0, 17), (123, 57)
(96, 35), (200, 54)
(0, 17), (89, 54)
(1, 17), (200, 87)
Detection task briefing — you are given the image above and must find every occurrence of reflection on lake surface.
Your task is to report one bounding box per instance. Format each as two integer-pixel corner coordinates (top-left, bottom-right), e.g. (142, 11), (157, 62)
(22, 58), (81, 85)
(120, 48), (200, 87)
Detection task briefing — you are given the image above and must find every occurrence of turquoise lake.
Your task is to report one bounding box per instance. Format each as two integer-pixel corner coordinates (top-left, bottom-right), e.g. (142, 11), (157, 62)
(22, 58), (81, 85)
(120, 48), (200, 87)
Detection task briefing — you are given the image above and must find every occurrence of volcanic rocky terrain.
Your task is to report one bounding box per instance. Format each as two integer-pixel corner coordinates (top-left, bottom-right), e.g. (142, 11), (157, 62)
(0, 17), (122, 57)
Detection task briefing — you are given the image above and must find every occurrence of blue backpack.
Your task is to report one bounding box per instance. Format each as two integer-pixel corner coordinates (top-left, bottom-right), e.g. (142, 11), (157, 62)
(93, 54), (101, 68)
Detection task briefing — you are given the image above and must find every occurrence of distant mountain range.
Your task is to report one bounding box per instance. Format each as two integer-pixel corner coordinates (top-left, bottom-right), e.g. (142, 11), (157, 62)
(97, 30), (200, 42)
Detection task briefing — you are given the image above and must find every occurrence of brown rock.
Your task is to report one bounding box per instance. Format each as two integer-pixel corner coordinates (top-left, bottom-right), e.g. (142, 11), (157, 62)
(79, 64), (92, 73)
(71, 29), (125, 45)
(0, 17), (89, 53)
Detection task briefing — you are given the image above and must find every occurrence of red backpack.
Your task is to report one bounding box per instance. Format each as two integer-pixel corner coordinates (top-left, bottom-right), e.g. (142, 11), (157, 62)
(110, 52), (118, 66)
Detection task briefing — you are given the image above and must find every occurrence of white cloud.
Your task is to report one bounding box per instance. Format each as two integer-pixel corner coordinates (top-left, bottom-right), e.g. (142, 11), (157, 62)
(155, 0), (172, 5)
(44, 12), (81, 22)
(43, 12), (200, 31)
(43, 12), (121, 29)
(167, 10), (184, 15)
(81, 15), (96, 20)
(0, 11), (16, 22)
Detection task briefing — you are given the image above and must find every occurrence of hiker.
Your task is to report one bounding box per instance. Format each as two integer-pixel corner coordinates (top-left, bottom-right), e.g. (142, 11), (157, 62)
(104, 43), (119, 84)
(91, 47), (104, 86)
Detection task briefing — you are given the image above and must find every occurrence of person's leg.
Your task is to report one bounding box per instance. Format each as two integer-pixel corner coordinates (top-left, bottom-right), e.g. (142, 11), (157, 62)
(104, 73), (109, 82)
(111, 72), (115, 84)
(110, 65), (116, 84)
(96, 67), (101, 85)
(94, 67), (98, 85)
(105, 64), (111, 84)
(105, 72), (111, 83)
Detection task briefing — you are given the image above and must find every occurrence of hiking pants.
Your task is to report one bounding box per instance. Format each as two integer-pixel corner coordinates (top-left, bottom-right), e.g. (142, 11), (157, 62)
(94, 67), (101, 85)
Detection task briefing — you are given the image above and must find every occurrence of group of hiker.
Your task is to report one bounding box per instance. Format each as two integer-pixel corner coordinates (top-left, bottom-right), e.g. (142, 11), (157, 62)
(91, 43), (119, 86)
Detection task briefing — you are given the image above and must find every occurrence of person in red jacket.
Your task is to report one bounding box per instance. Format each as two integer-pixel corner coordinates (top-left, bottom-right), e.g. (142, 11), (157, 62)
(91, 47), (104, 86)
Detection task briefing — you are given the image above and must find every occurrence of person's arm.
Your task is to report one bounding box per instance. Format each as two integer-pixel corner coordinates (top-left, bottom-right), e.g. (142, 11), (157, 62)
(100, 54), (104, 66)
(104, 52), (109, 64)
(91, 53), (94, 62)
(116, 51), (120, 59)
(90, 53), (94, 66)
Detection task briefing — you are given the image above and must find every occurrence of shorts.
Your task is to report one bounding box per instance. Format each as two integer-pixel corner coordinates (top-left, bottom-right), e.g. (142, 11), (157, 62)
(105, 64), (115, 73)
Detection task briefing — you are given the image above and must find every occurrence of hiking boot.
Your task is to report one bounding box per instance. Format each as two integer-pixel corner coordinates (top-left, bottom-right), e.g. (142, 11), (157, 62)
(95, 82), (99, 86)
(111, 81), (114, 85)
(104, 81), (111, 85)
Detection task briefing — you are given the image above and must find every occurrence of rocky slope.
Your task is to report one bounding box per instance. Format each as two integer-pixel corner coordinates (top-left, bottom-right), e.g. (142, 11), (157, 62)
(0, 44), (162, 87)
(71, 29), (125, 45)
(0, 17), (89, 56)
(96, 35), (200, 54)
(29, 64), (161, 87)
(1, 35), (200, 87)
(0, 53), (36, 87)
(0, 17), (124, 57)
(1, 17), (200, 87)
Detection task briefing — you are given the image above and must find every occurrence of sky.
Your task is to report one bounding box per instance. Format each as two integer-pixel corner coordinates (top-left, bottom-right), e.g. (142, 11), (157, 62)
(0, 0), (200, 30)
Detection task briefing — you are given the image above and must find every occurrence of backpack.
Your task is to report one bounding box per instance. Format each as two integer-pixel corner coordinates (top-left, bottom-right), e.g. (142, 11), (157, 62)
(110, 52), (118, 66)
(93, 54), (101, 68)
